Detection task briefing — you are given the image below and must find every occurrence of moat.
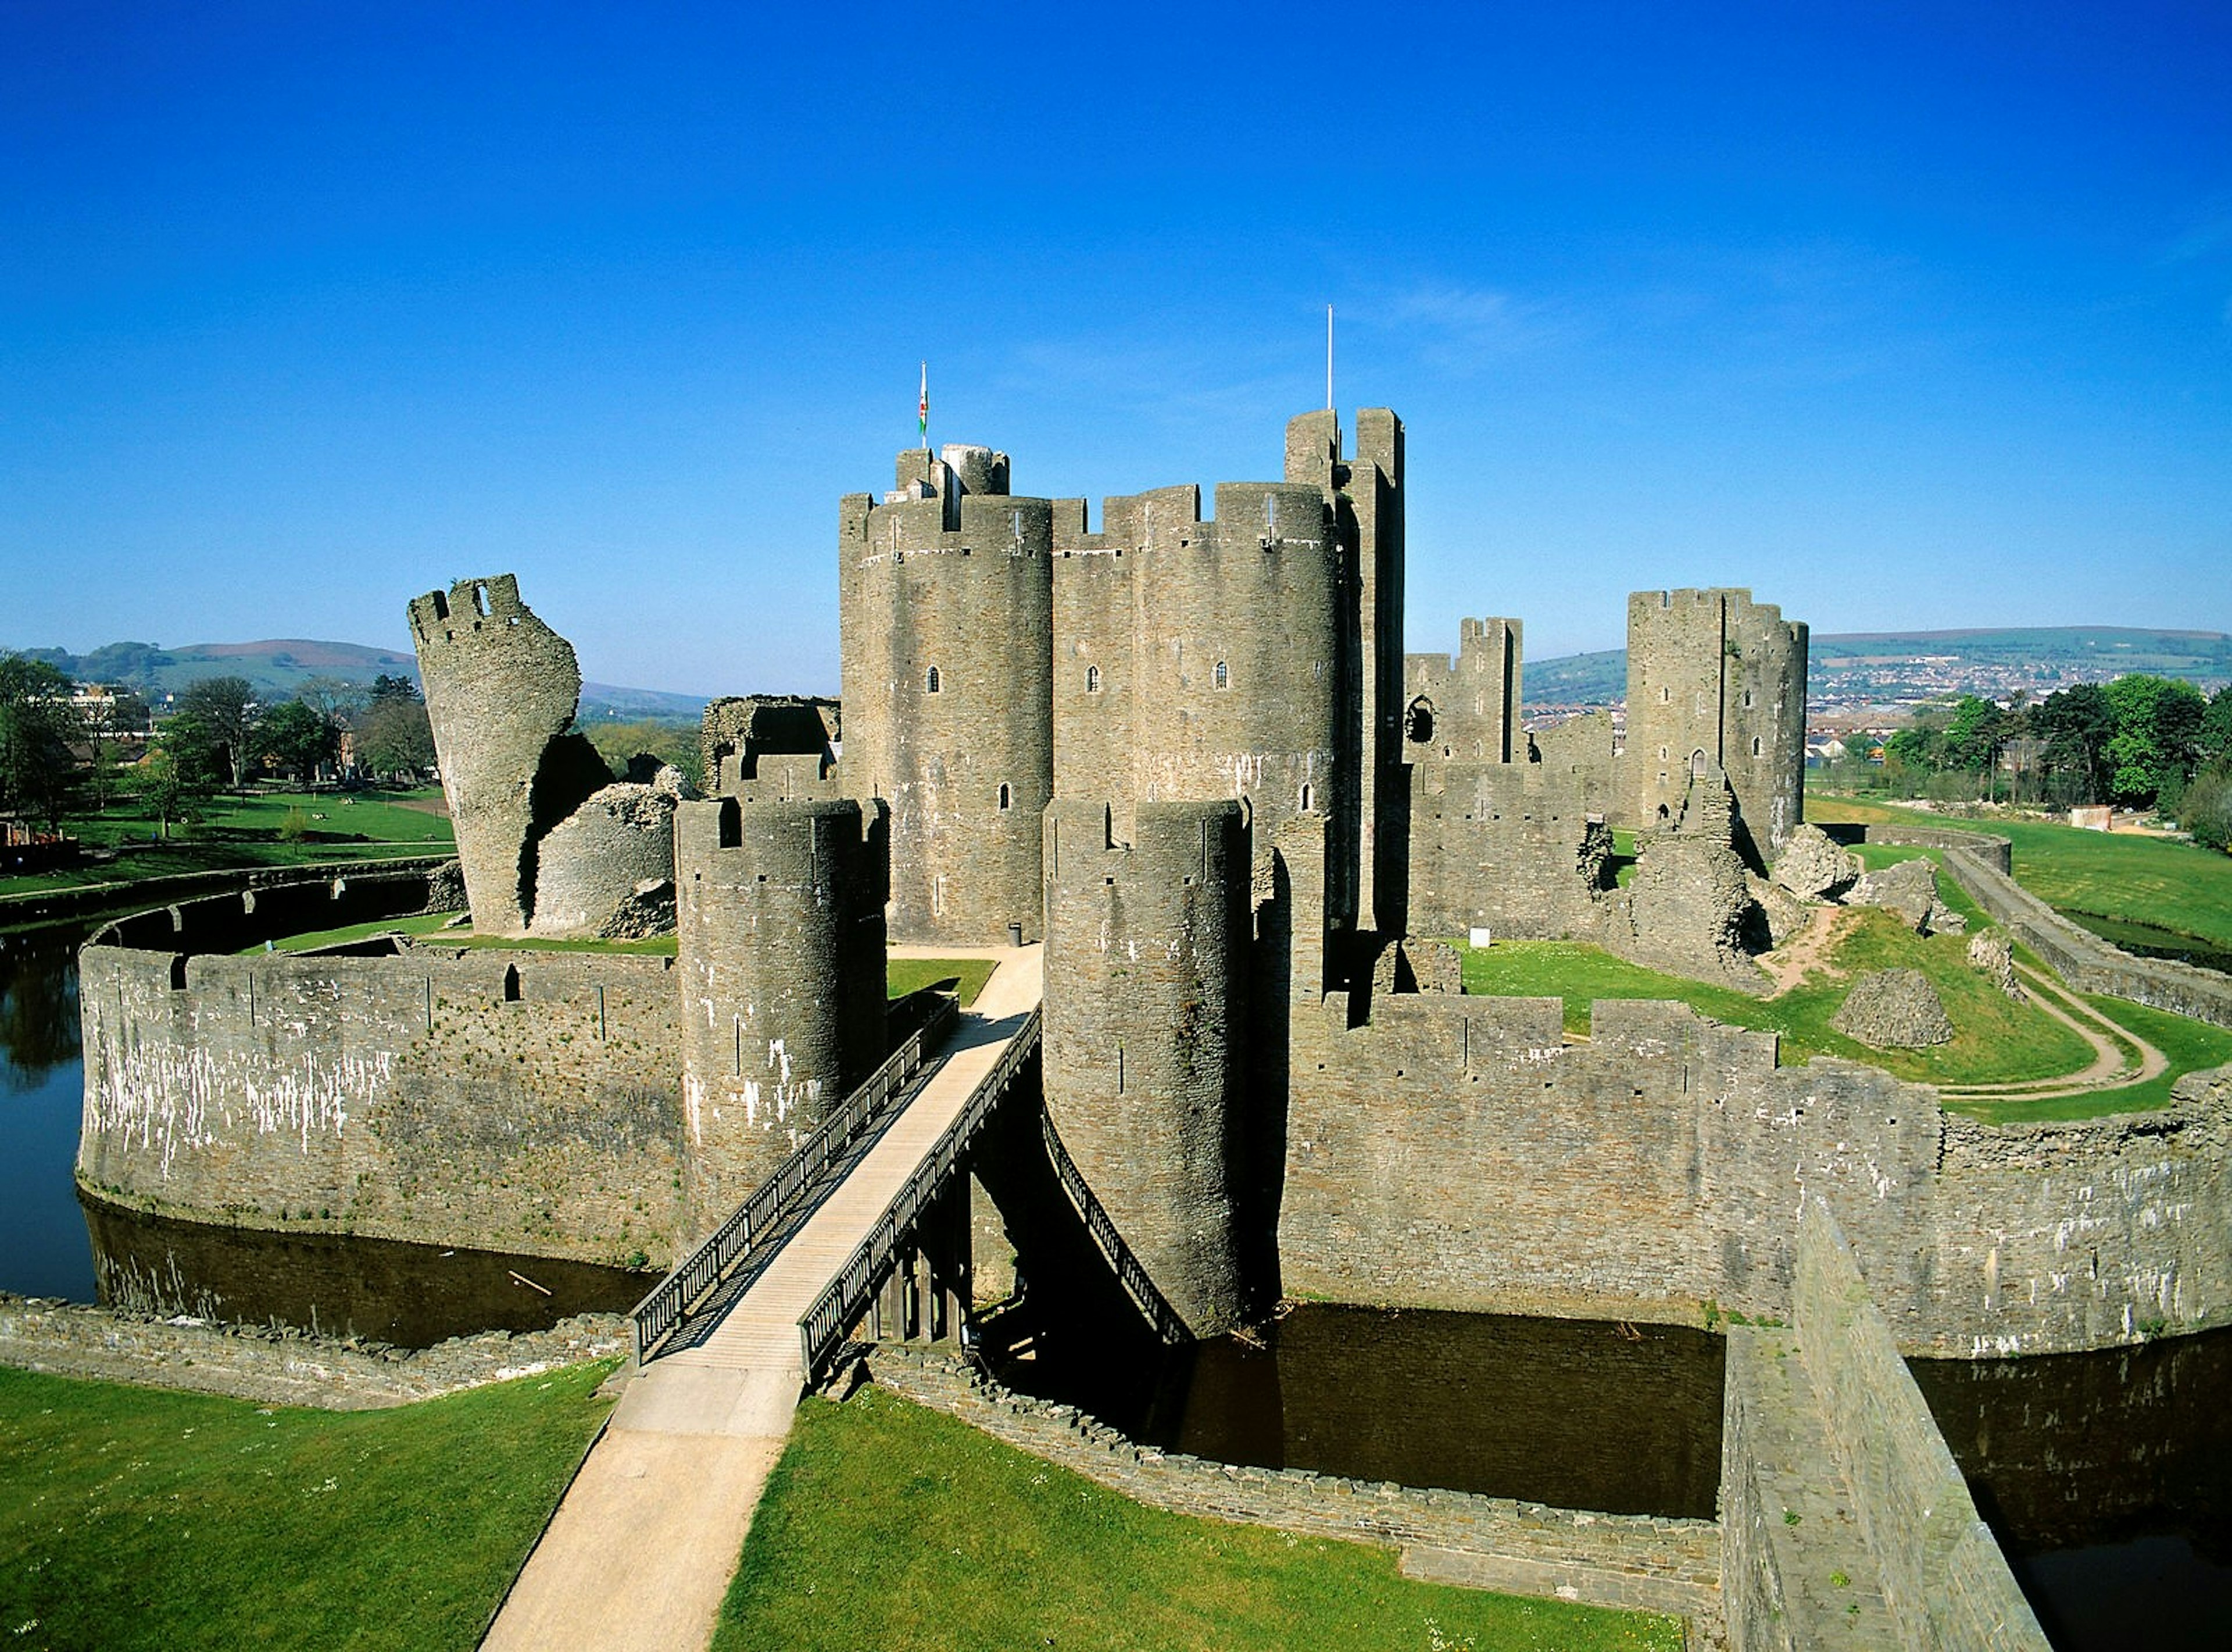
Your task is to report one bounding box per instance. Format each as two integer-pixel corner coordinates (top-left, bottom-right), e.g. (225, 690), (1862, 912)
(6, 913), (2231, 1646)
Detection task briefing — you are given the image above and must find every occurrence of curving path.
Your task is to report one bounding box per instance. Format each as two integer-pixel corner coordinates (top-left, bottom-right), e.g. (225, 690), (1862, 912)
(1937, 965), (2167, 1103)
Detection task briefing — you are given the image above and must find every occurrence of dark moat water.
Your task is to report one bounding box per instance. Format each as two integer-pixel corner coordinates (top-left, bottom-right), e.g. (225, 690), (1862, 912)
(997, 1301), (1727, 1519)
(2067, 913), (2232, 977)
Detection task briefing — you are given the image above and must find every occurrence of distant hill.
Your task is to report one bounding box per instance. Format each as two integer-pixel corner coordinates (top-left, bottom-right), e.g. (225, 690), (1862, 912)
(3, 636), (707, 723)
(1524, 626), (2232, 711)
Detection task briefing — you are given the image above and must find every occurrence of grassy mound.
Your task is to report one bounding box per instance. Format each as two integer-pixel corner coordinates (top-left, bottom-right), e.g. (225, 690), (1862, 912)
(715, 1385), (1679, 1652)
(0, 1362), (615, 1651)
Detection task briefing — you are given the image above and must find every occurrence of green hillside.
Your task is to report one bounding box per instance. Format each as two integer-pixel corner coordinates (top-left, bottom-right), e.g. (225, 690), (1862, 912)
(5, 636), (707, 723)
(1523, 626), (2232, 710)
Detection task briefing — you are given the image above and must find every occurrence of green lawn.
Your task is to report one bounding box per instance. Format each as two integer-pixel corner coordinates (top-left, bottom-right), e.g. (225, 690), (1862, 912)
(1, 789), (454, 898)
(714, 1385), (1679, 1652)
(0, 1361), (615, 1652)
(1945, 994), (2232, 1125)
(1458, 903), (2095, 1089)
(885, 956), (997, 1007)
(1807, 795), (2232, 953)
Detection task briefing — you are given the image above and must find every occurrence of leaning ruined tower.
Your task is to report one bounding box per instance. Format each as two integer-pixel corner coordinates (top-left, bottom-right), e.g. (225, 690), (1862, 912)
(1623, 588), (1808, 866)
(838, 445), (1054, 945)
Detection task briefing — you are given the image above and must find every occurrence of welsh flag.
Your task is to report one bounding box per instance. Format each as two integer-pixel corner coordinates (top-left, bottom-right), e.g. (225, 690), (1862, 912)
(918, 363), (928, 449)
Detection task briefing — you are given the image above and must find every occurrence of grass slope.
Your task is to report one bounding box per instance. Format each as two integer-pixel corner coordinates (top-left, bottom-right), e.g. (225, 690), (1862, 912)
(714, 1385), (1678, 1652)
(0, 1363), (615, 1652)
(1459, 895), (2092, 1089)
(1806, 796), (2232, 953)
(2, 790), (455, 898)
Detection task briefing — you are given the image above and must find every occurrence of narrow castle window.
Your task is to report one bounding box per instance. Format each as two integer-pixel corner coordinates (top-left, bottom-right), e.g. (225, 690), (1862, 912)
(503, 964), (521, 1003)
(925, 666), (941, 693)
(1086, 664), (1101, 693)
(997, 783), (1011, 811)
(1752, 736), (1764, 757)
(1299, 782), (1314, 813)
(1659, 685), (1671, 703)
(1213, 660), (1229, 689)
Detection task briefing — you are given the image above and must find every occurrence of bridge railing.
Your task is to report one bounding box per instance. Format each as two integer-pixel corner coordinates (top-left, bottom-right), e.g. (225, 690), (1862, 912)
(1038, 1109), (1192, 1346)
(632, 995), (960, 1361)
(798, 1007), (1042, 1380)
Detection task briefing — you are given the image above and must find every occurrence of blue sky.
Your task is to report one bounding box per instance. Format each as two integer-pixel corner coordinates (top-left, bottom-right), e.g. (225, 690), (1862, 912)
(3, 1), (2228, 696)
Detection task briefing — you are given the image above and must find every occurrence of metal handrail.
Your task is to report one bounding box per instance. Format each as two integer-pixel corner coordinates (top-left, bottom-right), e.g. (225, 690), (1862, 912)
(1038, 1109), (1192, 1345)
(632, 996), (960, 1360)
(797, 1007), (1042, 1379)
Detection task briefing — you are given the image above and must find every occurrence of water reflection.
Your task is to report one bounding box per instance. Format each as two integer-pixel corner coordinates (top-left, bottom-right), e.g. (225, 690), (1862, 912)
(1912, 1328), (2232, 1650)
(0, 922), (95, 1299)
(1000, 1302), (1726, 1520)
(82, 1195), (654, 1348)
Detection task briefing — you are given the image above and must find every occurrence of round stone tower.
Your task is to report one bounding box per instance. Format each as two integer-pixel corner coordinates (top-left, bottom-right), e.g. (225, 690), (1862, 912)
(840, 445), (1054, 945)
(1042, 796), (1254, 1335)
(673, 795), (888, 1227)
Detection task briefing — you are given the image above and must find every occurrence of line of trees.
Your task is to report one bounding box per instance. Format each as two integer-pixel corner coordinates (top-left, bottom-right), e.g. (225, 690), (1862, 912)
(1877, 675), (2232, 850)
(0, 655), (439, 839)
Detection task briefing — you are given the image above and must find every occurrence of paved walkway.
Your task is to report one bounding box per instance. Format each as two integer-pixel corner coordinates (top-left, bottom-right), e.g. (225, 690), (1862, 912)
(482, 945), (1044, 1652)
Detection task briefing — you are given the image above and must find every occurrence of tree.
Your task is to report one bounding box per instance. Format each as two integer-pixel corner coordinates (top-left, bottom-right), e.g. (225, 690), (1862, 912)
(259, 699), (338, 784)
(79, 690), (148, 814)
(2033, 683), (2116, 806)
(2102, 674), (2207, 808)
(140, 748), (213, 841)
(369, 673), (422, 706)
(0, 653), (79, 831)
(354, 696), (435, 780)
(297, 675), (367, 727)
(1941, 696), (2006, 779)
(2183, 765), (2232, 854)
(2201, 686), (2232, 770)
(174, 675), (259, 788)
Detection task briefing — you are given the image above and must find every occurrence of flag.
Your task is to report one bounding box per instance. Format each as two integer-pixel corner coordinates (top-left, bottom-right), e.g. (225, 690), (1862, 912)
(918, 362), (928, 450)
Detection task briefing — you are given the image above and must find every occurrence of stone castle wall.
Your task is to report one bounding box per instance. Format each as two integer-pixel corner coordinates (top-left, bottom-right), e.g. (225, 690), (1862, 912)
(1278, 988), (2232, 1356)
(839, 463), (1053, 944)
(76, 870), (689, 1268)
(674, 795), (888, 1221)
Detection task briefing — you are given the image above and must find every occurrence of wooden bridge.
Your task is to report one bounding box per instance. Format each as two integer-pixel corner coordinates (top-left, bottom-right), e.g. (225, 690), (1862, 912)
(484, 943), (1044, 1652)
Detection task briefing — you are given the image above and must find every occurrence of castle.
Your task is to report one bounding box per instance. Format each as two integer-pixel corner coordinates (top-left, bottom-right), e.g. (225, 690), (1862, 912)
(73, 409), (2232, 1368)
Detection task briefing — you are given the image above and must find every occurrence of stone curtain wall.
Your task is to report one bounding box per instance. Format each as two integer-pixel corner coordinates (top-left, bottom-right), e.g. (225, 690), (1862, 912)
(1279, 989), (2232, 1354)
(77, 879), (687, 1268)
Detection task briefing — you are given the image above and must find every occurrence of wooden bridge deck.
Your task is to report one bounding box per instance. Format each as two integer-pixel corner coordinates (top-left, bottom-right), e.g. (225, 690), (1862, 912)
(482, 943), (1043, 1652)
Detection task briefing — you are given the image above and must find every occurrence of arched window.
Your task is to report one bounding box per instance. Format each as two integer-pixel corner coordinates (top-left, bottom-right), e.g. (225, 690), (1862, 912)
(1086, 664), (1101, 692)
(925, 666), (941, 693)
(1213, 660), (1229, 690)
(1691, 748), (1709, 778)
(1405, 697), (1435, 743)
(1751, 736), (1763, 758)
(997, 782), (1011, 811)
(1299, 782), (1315, 813)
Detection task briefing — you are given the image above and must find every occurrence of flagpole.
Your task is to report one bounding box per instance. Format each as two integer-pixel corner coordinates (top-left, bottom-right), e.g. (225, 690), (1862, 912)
(1326, 304), (1334, 413)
